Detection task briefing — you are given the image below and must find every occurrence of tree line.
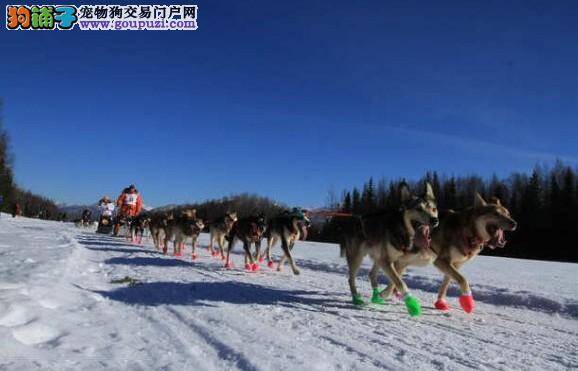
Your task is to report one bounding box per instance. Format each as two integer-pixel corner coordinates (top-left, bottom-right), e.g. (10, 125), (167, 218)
(155, 193), (287, 222)
(315, 162), (578, 263)
(0, 102), (60, 219)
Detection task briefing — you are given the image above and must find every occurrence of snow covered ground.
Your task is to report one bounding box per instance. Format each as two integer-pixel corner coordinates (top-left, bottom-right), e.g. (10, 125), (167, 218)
(0, 215), (577, 370)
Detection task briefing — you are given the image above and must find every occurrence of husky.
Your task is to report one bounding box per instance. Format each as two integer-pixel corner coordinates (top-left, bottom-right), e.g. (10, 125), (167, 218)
(163, 209), (203, 257)
(207, 212), (237, 259)
(129, 214), (151, 244)
(81, 209), (92, 227)
(148, 211), (173, 251)
(425, 194), (517, 313)
(339, 182), (439, 316)
(261, 208), (311, 274)
(224, 213), (267, 272)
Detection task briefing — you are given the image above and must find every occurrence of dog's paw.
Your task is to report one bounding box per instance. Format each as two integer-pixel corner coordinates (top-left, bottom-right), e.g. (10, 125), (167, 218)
(434, 298), (450, 311)
(371, 289), (386, 305)
(267, 261), (275, 269)
(459, 293), (475, 313)
(352, 295), (365, 306)
(404, 294), (422, 317)
(292, 268), (301, 275)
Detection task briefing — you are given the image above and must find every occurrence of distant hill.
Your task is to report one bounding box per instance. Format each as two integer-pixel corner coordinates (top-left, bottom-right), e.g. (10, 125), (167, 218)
(59, 202), (153, 221)
(58, 204), (99, 221)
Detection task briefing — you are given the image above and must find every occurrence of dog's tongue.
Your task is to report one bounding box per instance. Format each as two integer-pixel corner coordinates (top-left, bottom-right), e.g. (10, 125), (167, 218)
(488, 228), (506, 249)
(299, 224), (308, 240)
(413, 225), (431, 250)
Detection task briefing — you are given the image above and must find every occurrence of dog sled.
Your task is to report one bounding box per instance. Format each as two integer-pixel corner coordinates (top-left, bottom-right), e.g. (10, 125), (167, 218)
(96, 215), (114, 234)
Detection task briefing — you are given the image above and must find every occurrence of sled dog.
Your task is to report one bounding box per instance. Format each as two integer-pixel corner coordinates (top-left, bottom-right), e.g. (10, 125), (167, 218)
(262, 209), (311, 274)
(129, 214), (151, 244)
(224, 213), (267, 271)
(426, 194), (517, 313)
(339, 182), (439, 316)
(148, 211), (173, 250)
(163, 209), (203, 257)
(208, 212), (237, 258)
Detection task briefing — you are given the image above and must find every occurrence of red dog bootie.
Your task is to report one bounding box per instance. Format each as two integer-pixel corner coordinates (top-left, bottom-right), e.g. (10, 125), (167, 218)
(434, 298), (450, 311)
(267, 261), (275, 269)
(459, 292), (475, 313)
(191, 254), (198, 261)
(251, 263), (260, 272)
(245, 263), (252, 271)
(224, 261), (233, 269)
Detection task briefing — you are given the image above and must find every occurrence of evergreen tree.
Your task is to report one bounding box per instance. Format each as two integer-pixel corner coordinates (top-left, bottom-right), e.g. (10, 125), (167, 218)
(522, 169), (542, 214)
(351, 188), (361, 214)
(362, 177), (375, 212)
(561, 167), (575, 207)
(0, 100), (15, 213)
(442, 177), (458, 210)
(342, 192), (352, 213)
(376, 179), (387, 209)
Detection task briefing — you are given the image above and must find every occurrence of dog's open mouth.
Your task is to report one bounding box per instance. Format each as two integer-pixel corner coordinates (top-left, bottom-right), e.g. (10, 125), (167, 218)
(413, 222), (431, 250)
(487, 225), (506, 249)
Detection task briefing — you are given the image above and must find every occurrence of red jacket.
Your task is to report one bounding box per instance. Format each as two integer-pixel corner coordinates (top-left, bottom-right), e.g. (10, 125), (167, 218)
(116, 190), (143, 217)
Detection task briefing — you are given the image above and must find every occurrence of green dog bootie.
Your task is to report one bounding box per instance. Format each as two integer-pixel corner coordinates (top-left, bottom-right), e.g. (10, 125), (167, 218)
(352, 294), (365, 306)
(404, 293), (422, 317)
(371, 288), (386, 305)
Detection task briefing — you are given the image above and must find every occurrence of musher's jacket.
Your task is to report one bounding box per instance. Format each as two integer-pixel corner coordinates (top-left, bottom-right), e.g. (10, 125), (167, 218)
(116, 189), (143, 217)
(98, 202), (115, 218)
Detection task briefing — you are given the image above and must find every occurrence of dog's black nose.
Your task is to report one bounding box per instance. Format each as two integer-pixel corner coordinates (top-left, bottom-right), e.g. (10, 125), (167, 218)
(430, 217), (439, 226)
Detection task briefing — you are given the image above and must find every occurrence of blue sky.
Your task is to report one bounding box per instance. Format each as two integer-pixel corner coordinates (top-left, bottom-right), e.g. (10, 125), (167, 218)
(2, 0), (578, 207)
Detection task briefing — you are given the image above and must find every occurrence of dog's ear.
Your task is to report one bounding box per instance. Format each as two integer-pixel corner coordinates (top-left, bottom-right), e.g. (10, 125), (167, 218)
(399, 182), (411, 203)
(474, 193), (487, 208)
(424, 182), (435, 201)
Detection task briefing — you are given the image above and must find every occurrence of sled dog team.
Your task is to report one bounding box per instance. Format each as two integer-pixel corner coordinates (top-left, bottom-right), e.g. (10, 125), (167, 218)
(145, 208), (311, 274)
(111, 182), (517, 318)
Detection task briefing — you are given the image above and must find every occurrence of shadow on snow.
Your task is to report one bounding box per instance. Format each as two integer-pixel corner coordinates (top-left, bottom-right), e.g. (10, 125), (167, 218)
(77, 233), (578, 319)
(95, 280), (346, 310)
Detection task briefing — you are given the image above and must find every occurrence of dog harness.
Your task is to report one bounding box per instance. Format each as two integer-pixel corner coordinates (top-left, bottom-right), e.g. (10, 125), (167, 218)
(459, 230), (485, 256)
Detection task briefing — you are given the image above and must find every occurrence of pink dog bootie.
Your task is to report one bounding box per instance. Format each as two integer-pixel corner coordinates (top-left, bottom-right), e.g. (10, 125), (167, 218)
(434, 298), (450, 311)
(459, 292), (475, 313)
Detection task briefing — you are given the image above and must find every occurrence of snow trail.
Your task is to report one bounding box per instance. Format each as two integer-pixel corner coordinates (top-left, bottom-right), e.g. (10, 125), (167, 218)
(1, 215), (577, 370)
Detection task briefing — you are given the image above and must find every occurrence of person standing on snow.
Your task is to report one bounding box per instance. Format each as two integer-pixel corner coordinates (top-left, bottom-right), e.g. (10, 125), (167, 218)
(113, 184), (143, 236)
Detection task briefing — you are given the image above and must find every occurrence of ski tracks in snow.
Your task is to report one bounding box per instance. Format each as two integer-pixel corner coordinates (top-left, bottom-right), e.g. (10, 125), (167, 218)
(1, 216), (578, 370)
